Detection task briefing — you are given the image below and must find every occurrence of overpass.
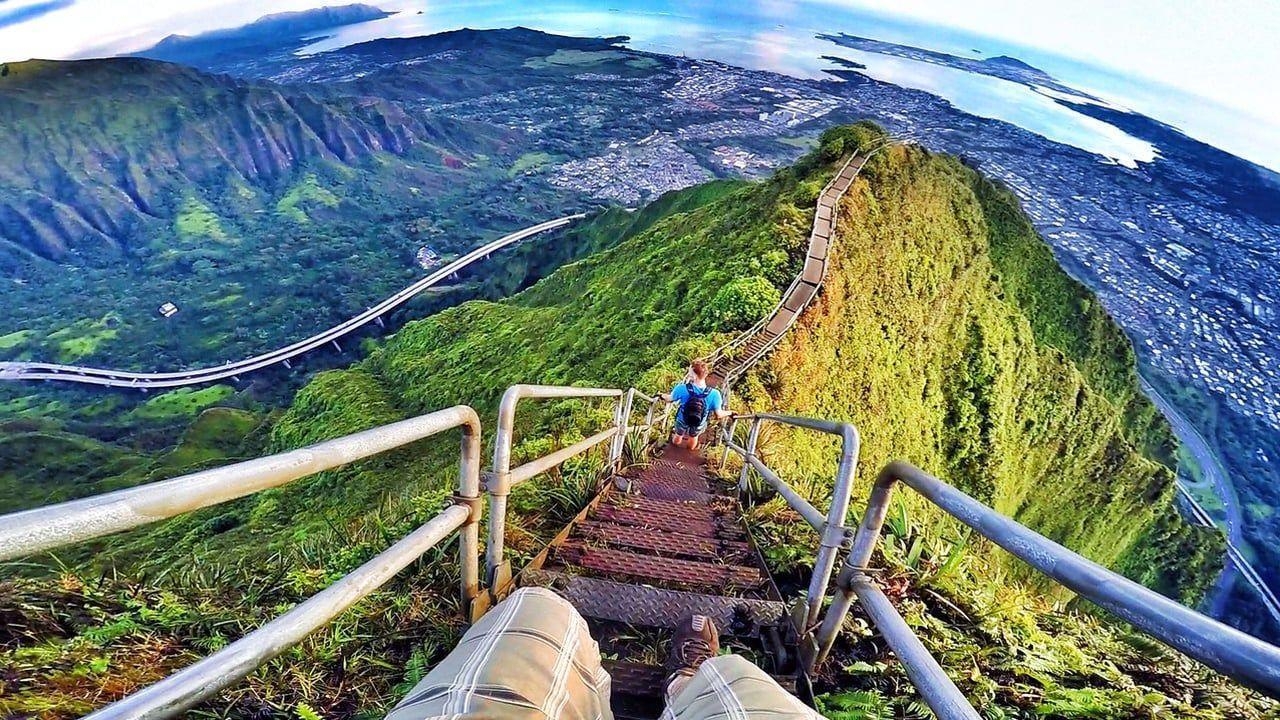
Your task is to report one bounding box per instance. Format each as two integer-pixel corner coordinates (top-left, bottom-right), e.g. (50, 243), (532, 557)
(0, 215), (582, 390)
(1139, 375), (1280, 627)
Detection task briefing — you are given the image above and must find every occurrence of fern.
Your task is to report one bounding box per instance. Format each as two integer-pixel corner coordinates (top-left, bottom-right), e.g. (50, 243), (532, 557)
(819, 690), (891, 720)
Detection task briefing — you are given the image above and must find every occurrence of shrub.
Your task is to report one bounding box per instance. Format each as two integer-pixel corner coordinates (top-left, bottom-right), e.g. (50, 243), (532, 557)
(700, 276), (780, 331)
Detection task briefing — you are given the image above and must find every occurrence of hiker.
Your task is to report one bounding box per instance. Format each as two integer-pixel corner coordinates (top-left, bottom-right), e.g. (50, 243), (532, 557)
(663, 360), (731, 450)
(386, 586), (822, 720)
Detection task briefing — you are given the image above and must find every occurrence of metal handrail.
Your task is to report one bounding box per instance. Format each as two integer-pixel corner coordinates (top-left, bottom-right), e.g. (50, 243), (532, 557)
(721, 412), (860, 654)
(485, 384), (627, 590)
(813, 460), (1280, 716)
(0, 405), (484, 720)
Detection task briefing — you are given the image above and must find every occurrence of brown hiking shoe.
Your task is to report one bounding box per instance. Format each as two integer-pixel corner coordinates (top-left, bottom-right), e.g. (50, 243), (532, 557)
(665, 614), (720, 688)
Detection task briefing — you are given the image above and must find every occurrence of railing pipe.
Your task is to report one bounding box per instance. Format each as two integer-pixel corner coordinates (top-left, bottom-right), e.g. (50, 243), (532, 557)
(722, 412), (859, 639)
(720, 416), (740, 467)
(507, 428), (618, 487)
(737, 449), (826, 531)
(456, 412), (484, 608)
(83, 505), (469, 720)
(641, 395), (664, 449)
(804, 422), (859, 629)
(815, 460), (1280, 699)
(0, 406), (483, 562)
(846, 575), (981, 720)
(737, 418), (764, 493)
(487, 384), (623, 588)
(609, 388), (636, 470)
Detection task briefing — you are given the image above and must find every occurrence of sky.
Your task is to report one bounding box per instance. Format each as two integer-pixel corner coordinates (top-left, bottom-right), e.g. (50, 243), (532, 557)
(0, 0), (1277, 170)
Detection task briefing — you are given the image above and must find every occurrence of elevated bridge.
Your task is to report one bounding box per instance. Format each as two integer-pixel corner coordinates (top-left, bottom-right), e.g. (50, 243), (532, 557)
(0, 216), (581, 389)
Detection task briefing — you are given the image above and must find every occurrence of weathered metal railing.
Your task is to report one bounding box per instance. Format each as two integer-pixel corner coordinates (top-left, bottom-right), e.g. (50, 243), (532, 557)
(810, 460), (1280, 718)
(720, 413), (860, 663)
(0, 405), (485, 720)
(483, 384), (665, 597)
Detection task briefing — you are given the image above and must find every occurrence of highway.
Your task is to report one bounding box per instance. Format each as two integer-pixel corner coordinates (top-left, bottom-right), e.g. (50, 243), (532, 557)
(0, 215), (583, 390)
(1139, 375), (1280, 626)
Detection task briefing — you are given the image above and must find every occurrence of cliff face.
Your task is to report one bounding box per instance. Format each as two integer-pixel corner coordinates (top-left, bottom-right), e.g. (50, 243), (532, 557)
(0, 58), (493, 263)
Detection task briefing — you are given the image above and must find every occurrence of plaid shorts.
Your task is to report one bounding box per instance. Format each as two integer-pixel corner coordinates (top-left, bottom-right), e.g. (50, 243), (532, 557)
(385, 587), (820, 720)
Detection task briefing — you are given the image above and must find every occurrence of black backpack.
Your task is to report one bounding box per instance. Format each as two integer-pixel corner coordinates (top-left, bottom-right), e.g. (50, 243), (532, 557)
(681, 382), (710, 427)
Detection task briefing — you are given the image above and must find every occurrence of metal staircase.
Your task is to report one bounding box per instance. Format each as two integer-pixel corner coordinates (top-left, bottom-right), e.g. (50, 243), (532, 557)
(705, 142), (892, 390)
(516, 442), (798, 718)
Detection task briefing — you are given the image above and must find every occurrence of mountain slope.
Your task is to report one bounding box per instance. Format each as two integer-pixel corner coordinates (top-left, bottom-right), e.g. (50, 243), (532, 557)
(0, 57), (504, 263)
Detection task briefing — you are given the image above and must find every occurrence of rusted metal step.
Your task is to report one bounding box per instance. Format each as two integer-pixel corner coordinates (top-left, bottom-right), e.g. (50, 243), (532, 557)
(592, 505), (743, 539)
(607, 495), (725, 522)
(559, 544), (766, 591)
(632, 477), (716, 503)
(524, 571), (785, 633)
(575, 520), (751, 562)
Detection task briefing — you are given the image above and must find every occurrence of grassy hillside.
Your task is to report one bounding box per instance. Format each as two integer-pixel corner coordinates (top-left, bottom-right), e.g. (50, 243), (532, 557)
(3, 125), (1265, 719)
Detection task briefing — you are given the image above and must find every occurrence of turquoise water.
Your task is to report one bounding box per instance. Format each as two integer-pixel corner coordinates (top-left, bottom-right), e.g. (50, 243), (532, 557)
(301, 0), (1159, 166)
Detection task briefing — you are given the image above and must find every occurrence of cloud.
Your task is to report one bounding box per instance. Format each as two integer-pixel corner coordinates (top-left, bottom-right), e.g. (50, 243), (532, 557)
(0, 0), (74, 29)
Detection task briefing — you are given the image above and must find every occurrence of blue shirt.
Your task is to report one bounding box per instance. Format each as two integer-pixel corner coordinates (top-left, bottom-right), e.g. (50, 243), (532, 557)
(671, 382), (723, 418)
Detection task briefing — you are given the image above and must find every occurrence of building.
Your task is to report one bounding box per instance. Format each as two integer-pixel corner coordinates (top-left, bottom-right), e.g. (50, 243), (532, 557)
(158, 302), (179, 318)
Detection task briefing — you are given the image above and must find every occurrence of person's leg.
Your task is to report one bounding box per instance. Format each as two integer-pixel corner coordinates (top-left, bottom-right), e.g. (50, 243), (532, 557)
(672, 420), (694, 449)
(386, 587), (613, 720)
(663, 616), (821, 720)
(664, 656), (821, 720)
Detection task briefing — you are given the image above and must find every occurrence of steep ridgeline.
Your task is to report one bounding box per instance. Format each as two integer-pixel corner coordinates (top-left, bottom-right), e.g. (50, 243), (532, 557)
(0, 57), (503, 265)
(8, 127), (1263, 719)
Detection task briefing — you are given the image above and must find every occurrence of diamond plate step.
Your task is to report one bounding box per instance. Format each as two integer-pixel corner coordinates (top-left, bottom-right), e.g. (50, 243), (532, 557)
(592, 505), (741, 539)
(560, 544), (765, 591)
(607, 495), (724, 522)
(575, 521), (751, 561)
(525, 571), (785, 633)
(633, 480), (716, 503)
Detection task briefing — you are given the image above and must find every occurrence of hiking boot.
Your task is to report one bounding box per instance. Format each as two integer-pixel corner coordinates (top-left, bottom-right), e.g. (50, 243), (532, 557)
(665, 614), (720, 695)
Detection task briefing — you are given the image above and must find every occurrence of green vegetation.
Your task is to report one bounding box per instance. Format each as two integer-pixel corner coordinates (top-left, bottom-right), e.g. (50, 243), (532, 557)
(508, 152), (559, 177)
(1, 126), (1262, 718)
(0, 330), (32, 350)
(128, 385), (237, 421)
(701, 276), (780, 330)
(174, 197), (231, 242)
(275, 173), (341, 223)
(47, 313), (124, 363)
(523, 49), (629, 69)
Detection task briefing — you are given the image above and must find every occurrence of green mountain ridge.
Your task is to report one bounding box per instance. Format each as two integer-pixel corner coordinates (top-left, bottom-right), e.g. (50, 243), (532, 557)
(3, 126), (1268, 718)
(0, 57), (509, 265)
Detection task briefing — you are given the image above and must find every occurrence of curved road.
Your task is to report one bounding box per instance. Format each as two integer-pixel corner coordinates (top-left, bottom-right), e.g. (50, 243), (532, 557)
(0, 215), (583, 389)
(1139, 375), (1280, 625)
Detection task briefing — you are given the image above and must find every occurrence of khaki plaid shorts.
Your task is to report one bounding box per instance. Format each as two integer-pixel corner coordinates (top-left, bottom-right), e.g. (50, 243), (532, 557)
(386, 587), (820, 720)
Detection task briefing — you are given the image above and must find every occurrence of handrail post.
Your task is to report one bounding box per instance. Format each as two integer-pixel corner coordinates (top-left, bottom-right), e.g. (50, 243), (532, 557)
(804, 423), (860, 635)
(609, 388), (635, 472)
(642, 395), (661, 449)
(486, 385), (624, 595)
(457, 410), (483, 613)
(739, 417), (763, 493)
(813, 468), (897, 667)
(486, 386), (522, 591)
(720, 416), (739, 466)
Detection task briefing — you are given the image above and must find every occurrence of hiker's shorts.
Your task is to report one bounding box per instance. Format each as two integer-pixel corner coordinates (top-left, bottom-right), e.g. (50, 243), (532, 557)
(673, 418), (707, 437)
(385, 587), (821, 720)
